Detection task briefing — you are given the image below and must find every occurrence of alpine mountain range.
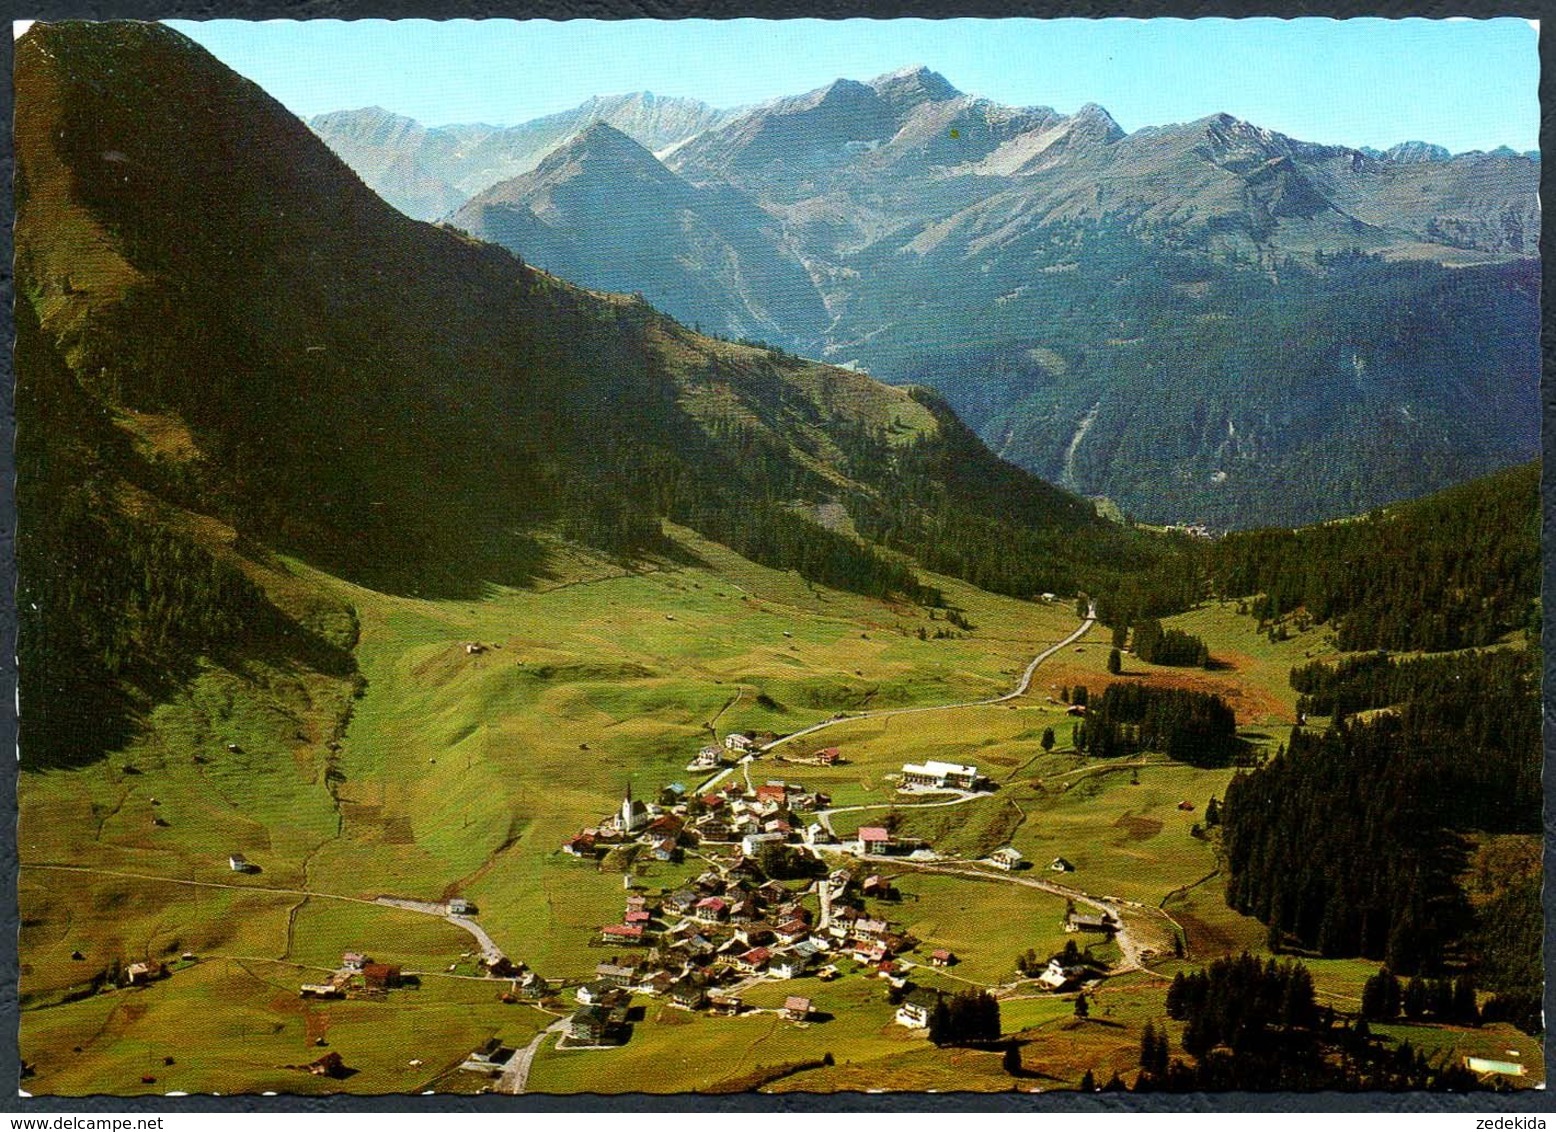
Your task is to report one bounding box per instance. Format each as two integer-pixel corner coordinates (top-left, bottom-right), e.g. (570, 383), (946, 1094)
(312, 66), (1540, 529)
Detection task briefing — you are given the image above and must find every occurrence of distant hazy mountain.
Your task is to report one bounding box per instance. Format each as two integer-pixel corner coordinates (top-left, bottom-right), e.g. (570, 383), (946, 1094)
(315, 65), (1539, 528)
(452, 122), (828, 346)
(310, 93), (738, 220)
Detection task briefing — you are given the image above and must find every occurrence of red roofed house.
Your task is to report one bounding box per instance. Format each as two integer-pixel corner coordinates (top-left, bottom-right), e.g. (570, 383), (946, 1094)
(601, 924), (646, 943)
(755, 784), (788, 806)
(737, 946), (773, 972)
(930, 948), (956, 967)
(858, 827), (892, 855)
(782, 995), (813, 1022)
(694, 896), (729, 923)
(814, 747), (842, 765)
(775, 919), (810, 945)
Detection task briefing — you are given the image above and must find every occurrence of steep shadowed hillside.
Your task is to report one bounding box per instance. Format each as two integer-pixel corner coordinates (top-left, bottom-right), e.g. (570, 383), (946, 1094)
(17, 21), (1169, 766)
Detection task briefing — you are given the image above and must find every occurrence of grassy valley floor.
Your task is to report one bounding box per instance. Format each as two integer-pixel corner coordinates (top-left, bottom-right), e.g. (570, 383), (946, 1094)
(20, 532), (1540, 1094)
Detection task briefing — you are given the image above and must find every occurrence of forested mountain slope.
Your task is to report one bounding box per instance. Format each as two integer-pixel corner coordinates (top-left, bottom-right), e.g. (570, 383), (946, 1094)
(16, 21), (1174, 767)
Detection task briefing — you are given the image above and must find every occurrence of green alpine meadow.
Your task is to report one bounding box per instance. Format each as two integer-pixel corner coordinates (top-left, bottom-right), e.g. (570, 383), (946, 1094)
(14, 19), (1542, 1098)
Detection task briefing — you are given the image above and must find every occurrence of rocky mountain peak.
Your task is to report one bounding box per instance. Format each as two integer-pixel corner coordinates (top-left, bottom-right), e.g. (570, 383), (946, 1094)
(869, 65), (961, 108)
(1385, 140), (1452, 164)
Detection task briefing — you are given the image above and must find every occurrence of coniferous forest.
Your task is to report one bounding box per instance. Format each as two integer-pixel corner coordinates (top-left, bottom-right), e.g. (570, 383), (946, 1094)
(1205, 460), (1538, 652)
(1130, 617), (1211, 667)
(1140, 953), (1484, 1091)
(1075, 684), (1242, 766)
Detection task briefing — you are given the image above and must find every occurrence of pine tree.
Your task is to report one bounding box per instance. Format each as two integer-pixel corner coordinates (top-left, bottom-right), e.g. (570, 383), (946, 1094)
(1452, 975), (1480, 1026)
(1074, 993), (1089, 1019)
(1108, 648), (1122, 675)
(1078, 1069), (1097, 1092)
(1041, 726), (1055, 752)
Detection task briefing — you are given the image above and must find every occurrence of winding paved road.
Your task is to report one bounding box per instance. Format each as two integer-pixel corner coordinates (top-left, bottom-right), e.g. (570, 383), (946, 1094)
(815, 789), (981, 837)
(496, 1015), (569, 1095)
(18, 865), (509, 969)
(758, 605), (1096, 756)
(375, 897), (507, 967)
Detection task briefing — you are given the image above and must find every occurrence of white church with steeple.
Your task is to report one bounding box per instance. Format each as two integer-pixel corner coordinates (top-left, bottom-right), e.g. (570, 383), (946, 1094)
(618, 784), (647, 834)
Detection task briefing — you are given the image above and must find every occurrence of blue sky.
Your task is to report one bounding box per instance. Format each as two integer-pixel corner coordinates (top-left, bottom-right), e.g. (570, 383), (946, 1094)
(168, 17), (1539, 153)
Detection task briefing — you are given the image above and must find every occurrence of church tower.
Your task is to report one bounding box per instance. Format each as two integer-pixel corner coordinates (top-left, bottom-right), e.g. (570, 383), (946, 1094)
(620, 783), (644, 833)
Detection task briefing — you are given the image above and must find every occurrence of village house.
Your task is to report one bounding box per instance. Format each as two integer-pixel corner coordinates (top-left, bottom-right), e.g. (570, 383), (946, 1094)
(448, 897), (472, 915)
(458, 1038), (511, 1075)
(563, 832), (599, 858)
(595, 962), (637, 987)
(694, 897), (730, 924)
(1037, 958), (1087, 991)
(299, 983), (343, 999)
(645, 814), (684, 838)
(1050, 857), (1075, 873)
(228, 852), (257, 873)
(741, 831), (786, 856)
(650, 837), (681, 862)
(929, 949), (956, 967)
(307, 1052), (348, 1078)
(782, 995), (813, 1022)
(988, 846), (1026, 871)
(858, 827), (893, 856)
(854, 917), (890, 939)
(812, 746), (842, 765)
(361, 963), (402, 990)
(735, 946), (773, 973)
(1065, 909), (1120, 936)
(576, 980), (627, 1007)
(708, 991), (743, 1015)
(638, 971), (677, 997)
(730, 897), (761, 923)
(601, 923), (646, 944)
(735, 923), (776, 948)
(852, 941), (889, 965)
(341, 951), (369, 971)
(668, 980), (707, 1010)
(724, 734), (754, 753)
(806, 823), (838, 846)
(775, 919), (811, 946)
(899, 760), (986, 791)
(124, 961), (166, 985)
(861, 874), (894, 899)
(689, 745), (724, 771)
(770, 951), (815, 980)
(567, 1004), (614, 1044)
(896, 988), (940, 1029)
(758, 880), (791, 903)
